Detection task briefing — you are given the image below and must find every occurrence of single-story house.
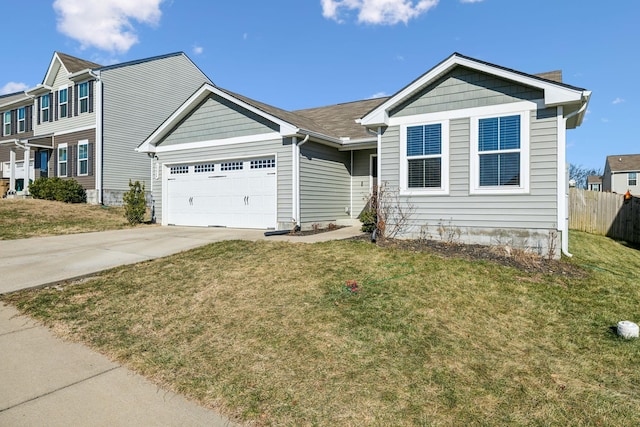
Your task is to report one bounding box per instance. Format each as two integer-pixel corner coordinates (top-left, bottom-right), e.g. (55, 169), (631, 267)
(587, 175), (602, 191)
(137, 53), (590, 259)
(602, 154), (640, 194)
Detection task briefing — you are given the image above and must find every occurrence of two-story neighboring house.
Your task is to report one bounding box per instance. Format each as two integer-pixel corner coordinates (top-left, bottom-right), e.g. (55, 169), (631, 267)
(603, 154), (640, 194)
(0, 51), (211, 204)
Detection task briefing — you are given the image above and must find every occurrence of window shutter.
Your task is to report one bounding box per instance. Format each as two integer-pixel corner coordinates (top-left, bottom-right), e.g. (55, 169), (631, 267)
(54, 91), (59, 121)
(37, 98), (41, 125)
(53, 149), (58, 177)
(88, 142), (94, 175)
(74, 84), (79, 116)
(26, 106), (32, 132)
(35, 151), (41, 169)
(70, 145), (76, 177)
(48, 93), (53, 122)
(88, 80), (94, 113)
(11, 110), (16, 134)
(68, 85), (73, 119)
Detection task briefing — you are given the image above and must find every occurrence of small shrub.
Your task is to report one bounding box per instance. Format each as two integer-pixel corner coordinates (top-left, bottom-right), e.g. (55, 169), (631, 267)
(359, 209), (377, 233)
(123, 180), (146, 224)
(29, 177), (86, 203)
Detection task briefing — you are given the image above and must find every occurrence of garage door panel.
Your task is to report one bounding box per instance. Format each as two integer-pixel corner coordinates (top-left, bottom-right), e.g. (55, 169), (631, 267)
(166, 157), (276, 229)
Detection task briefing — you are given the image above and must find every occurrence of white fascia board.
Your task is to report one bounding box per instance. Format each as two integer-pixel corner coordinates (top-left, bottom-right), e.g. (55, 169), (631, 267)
(25, 84), (52, 97)
(42, 53), (63, 87)
(360, 54), (586, 126)
(0, 95), (32, 109)
(68, 69), (96, 82)
(137, 84), (299, 153)
(154, 132), (282, 153)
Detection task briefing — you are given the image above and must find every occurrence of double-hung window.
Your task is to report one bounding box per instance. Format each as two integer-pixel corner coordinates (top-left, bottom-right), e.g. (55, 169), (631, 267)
(629, 172), (638, 187)
(401, 121), (449, 194)
(470, 112), (529, 194)
(58, 144), (68, 177)
(78, 141), (88, 175)
(3, 111), (10, 135)
(59, 88), (68, 118)
(17, 107), (26, 133)
(41, 95), (50, 122)
(79, 82), (89, 113)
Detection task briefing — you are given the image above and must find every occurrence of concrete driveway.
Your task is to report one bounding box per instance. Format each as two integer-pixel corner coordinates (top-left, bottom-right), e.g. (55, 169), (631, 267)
(0, 224), (364, 294)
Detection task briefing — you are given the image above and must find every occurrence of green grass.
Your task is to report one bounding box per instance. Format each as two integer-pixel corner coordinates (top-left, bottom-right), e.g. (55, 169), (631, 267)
(4, 231), (640, 426)
(0, 198), (140, 239)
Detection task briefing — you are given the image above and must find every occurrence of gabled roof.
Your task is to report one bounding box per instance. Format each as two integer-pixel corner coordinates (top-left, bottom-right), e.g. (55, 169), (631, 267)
(606, 154), (640, 173)
(587, 175), (602, 184)
(56, 52), (102, 74)
(0, 91), (31, 109)
(359, 52), (591, 129)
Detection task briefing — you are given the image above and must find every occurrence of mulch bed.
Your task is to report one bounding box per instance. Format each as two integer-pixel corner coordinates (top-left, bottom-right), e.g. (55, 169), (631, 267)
(347, 233), (585, 277)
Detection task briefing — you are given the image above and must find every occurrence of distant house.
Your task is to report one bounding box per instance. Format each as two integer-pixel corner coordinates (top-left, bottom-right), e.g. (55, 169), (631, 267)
(587, 175), (602, 191)
(603, 154), (640, 194)
(0, 51), (211, 204)
(137, 52), (590, 259)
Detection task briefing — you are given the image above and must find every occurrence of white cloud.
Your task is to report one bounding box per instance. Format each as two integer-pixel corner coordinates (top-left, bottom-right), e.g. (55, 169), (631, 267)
(322, 0), (439, 25)
(460, 0), (483, 3)
(243, 33), (249, 40)
(0, 82), (29, 95)
(369, 91), (389, 99)
(53, 0), (164, 53)
(396, 55), (405, 61)
(193, 46), (204, 55)
(612, 97), (625, 105)
(601, 118), (610, 123)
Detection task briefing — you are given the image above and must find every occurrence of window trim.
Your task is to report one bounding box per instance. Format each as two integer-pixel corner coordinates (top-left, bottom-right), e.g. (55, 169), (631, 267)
(3, 111), (10, 136)
(17, 107), (26, 133)
(399, 120), (449, 195)
(58, 143), (68, 177)
(77, 140), (89, 176)
(78, 82), (89, 114)
(629, 172), (638, 187)
(41, 95), (50, 123)
(59, 87), (68, 118)
(469, 110), (530, 195)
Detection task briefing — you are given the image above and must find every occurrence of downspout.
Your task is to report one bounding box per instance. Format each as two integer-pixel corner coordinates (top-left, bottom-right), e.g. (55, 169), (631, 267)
(295, 134), (310, 228)
(92, 70), (103, 205)
(559, 100), (589, 258)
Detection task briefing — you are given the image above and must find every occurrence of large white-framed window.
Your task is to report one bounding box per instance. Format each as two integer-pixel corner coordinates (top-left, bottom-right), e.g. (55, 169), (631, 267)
(58, 144), (68, 177)
(78, 82), (89, 113)
(17, 107), (26, 133)
(78, 140), (89, 176)
(400, 120), (449, 195)
(629, 172), (638, 186)
(59, 87), (68, 118)
(3, 111), (10, 136)
(41, 95), (50, 122)
(470, 111), (530, 194)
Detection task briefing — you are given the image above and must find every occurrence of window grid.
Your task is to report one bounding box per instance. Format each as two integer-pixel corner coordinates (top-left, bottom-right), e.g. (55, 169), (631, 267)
(78, 142), (88, 175)
(58, 146), (68, 177)
(170, 165), (189, 174)
(41, 95), (50, 122)
(59, 88), (68, 118)
(194, 163), (216, 173)
(17, 107), (25, 133)
(406, 124), (442, 189)
(79, 82), (89, 113)
(220, 161), (243, 171)
(3, 111), (10, 136)
(250, 159), (275, 169)
(629, 172), (637, 186)
(478, 115), (521, 187)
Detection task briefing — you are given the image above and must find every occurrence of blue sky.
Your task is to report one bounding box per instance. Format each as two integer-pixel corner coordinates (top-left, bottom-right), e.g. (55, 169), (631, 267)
(1, 0), (637, 170)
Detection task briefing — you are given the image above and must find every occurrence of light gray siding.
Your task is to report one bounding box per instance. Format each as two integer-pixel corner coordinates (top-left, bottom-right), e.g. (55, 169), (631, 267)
(101, 54), (210, 196)
(160, 95), (278, 146)
(152, 138), (292, 227)
(299, 142), (351, 224)
(390, 66), (544, 118)
(352, 149), (376, 216)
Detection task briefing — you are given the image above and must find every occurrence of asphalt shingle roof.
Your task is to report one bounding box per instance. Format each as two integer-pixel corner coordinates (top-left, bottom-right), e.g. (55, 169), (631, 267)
(56, 52), (103, 73)
(606, 154), (640, 172)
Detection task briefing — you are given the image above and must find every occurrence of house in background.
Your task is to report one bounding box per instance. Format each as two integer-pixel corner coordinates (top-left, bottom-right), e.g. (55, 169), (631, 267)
(587, 175), (602, 191)
(0, 51), (211, 204)
(602, 154), (640, 194)
(137, 53), (590, 258)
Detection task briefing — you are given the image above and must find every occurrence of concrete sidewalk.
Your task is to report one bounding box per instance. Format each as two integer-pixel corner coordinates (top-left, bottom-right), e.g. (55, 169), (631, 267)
(0, 224), (364, 426)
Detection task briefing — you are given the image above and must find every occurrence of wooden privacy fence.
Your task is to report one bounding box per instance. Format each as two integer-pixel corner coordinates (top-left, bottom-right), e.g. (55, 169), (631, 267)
(569, 188), (640, 244)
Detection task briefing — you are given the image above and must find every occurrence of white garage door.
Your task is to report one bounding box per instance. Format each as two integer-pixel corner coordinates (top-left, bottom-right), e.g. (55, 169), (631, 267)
(166, 157), (276, 229)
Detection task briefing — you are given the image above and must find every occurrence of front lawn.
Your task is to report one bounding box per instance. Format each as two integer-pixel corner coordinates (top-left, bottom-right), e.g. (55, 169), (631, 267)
(4, 232), (640, 425)
(0, 199), (139, 239)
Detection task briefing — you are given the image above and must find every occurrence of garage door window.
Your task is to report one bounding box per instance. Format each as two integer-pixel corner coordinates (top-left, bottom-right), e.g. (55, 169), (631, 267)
(251, 159), (275, 169)
(221, 161), (243, 171)
(170, 165), (189, 174)
(195, 163), (215, 173)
